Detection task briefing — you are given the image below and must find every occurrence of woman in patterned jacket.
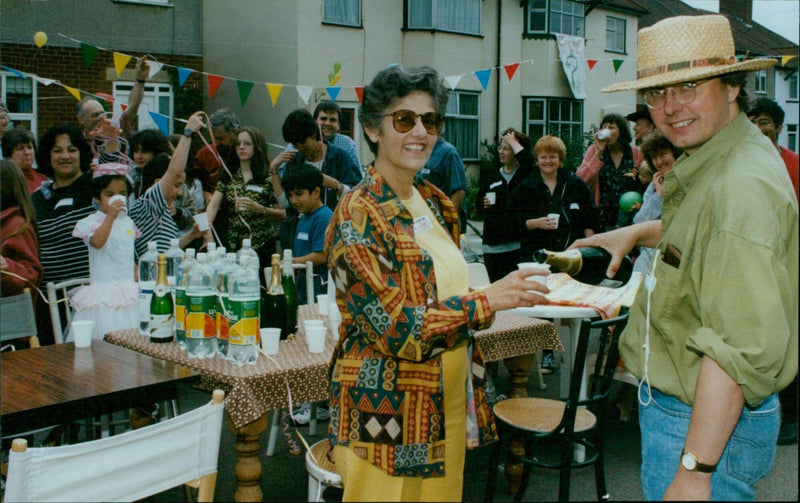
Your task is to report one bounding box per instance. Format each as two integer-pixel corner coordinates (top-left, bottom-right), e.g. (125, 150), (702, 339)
(324, 64), (549, 502)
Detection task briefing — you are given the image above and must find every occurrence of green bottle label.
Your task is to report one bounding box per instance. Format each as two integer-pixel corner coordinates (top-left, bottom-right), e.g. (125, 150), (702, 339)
(228, 298), (259, 345)
(186, 294), (216, 339)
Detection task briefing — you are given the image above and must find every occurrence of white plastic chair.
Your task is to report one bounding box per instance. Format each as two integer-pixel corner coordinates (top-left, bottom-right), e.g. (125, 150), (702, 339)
(305, 439), (343, 502)
(45, 278), (91, 345)
(4, 389), (225, 502)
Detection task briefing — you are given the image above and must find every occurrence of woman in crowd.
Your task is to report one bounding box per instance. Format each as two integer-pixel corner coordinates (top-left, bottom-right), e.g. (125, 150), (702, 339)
(324, 64), (548, 502)
(475, 128), (533, 282)
(1, 128), (47, 194)
(1, 159), (43, 298)
(576, 113), (643, 231)
(206, 125), (283, 267)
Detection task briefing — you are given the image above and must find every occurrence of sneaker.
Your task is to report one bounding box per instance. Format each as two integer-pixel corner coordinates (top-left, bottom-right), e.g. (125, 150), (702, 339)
(291, 403), (312, 425)
(314, 403), (331, 421)
(541, 352), (556, 375)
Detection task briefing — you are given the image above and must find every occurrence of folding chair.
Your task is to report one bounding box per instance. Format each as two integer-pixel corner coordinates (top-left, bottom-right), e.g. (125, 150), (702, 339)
(1, 290), (39, 350)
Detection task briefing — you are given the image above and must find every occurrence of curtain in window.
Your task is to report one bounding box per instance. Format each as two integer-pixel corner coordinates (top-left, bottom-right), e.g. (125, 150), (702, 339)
(409, 0), (480, 34)
(324, 0), (360, 25)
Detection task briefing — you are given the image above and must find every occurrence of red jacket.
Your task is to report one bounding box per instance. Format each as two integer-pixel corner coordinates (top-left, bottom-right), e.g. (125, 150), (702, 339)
(1, 206), (43, 296)
(780, 146), (799, 199)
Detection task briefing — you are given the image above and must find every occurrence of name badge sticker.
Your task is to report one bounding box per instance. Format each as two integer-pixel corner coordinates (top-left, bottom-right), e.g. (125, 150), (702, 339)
(489, 181), (503, 189)
(54, 198), (74, 210)
(297, 232), (309, 241)
(570, 202), (580, 210)
(245, 184), (264, 193)
(413, 215), (433, 234)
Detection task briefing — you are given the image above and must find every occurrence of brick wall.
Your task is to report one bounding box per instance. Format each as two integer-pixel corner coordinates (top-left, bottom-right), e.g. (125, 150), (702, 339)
(2, 44), (204, 138)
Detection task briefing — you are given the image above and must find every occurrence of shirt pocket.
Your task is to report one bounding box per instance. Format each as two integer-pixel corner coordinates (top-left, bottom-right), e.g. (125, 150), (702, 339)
(650, 252), (683, 322)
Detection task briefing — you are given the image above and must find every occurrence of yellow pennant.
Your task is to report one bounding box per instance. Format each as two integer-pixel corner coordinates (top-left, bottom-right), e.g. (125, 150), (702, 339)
(266, 83), (283, 107)
(113, 52), (132, 77)
(64, 85), (81, 101)
(781, 55), (797, 66)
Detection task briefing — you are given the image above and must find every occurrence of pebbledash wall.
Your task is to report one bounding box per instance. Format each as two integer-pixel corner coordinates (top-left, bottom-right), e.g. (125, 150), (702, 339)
(2, 44), (203, 138)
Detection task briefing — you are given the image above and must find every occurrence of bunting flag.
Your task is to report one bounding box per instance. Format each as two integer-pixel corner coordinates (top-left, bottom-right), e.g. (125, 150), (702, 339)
(148, 61), (164, 79)
(326, 86), (341, 102)
(474, 68), (492, 91)
(444, 74), (462, 89)
(782, 55), (797, 66)
(354, 86), (364, 103)
(612, 59), (624, 73)
(237, 80), (254, 106)
(266, 83), (283, 107)
(81, 43), (98, 68)
(587, 59), (598, 70)
(556, 34), (586, 100)
(113, 52), (132, 77)
(1, 65), (25, 78)
(207, 74), (224, 98)
(64, 86), (81, 101)
(148, 111), (170, 136)
(177, 67), (193, 87)
(504, 63), (520, 81)
(296, 85), (314, 105)
(121, 103), (128, 113)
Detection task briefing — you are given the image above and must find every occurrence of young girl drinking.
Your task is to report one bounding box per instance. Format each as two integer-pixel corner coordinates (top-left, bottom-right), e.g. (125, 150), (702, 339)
(66, 163), (140, 341)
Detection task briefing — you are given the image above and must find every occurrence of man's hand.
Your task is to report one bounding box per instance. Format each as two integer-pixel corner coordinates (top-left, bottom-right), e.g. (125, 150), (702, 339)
(569, 223), (653, 278)
(135, 56), (150, 82)
(663, 468), (712, 500)
(90, 116), (121, 140)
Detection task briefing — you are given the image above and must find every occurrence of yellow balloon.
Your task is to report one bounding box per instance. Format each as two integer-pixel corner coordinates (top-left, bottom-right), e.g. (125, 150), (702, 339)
(34, 31), (47, 48)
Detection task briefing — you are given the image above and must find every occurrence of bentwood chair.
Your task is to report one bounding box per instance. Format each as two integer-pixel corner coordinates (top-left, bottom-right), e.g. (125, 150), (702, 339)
(304, 439), (343, 502)
(45, 278), (91, 344)
(485, 314), (629, 502)
(4, 390), (225, 502)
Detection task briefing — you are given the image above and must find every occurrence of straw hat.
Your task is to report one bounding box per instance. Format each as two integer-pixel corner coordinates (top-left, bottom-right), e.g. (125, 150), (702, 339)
(604, 15), (776, 93)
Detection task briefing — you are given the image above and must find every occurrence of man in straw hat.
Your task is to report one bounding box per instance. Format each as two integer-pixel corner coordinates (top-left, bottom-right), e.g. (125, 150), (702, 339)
(571, 15), (797, 500)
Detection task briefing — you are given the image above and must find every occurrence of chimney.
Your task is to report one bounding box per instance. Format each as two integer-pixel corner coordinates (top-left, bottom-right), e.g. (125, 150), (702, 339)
(719, 0), (752, 23)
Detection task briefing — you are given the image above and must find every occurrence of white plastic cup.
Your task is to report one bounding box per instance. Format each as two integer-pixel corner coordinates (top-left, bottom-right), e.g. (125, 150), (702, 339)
(316, 294), (329, 316)
(306, 325), (327, 353)
(597, 128), (611, 140)
(303, 319), (324, 335)
(486, 192), (496, 205)
(260, 328), (281, 355)
(72, 320), (94, 348)
(517, 262), (551, 287)
(328, 305), (342, 341)
(193, 212), (210, 231)
(108, 194), (127, 214)
(547, 213), (560, 228)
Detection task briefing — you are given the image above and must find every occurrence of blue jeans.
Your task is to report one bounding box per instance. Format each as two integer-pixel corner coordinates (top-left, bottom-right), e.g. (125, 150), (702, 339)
(638, 384), (780, 501)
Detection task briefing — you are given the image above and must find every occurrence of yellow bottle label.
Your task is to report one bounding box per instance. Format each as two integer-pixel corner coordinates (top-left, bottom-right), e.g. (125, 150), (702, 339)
(186, 294), (216, 339)
(228, 298), (259, 345)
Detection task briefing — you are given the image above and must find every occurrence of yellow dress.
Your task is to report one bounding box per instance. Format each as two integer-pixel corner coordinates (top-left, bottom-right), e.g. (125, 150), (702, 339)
(334, 187), (471, 501)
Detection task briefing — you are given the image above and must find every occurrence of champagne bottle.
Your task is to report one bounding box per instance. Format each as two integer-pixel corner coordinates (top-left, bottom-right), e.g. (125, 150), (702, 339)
(533, 247), (633, 288)
(282, 249), (298, 338)
(261, 253), (288, 339)
(149, 253), (174, 343)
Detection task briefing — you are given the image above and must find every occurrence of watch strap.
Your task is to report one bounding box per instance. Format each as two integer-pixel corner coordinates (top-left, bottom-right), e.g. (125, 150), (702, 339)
(183, 128), (194, 138)
(681, 450), (717, 473)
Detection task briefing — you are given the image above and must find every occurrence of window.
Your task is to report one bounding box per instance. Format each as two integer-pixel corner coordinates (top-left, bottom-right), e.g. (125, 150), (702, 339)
(113, 0), (170, 5)
(788, 73), (798, 100)
(606, 16), (625, 53)
(755, 69), (767, 94)
(526, 0), (584, 37)
(113, 82), (173, 133)
(788, 124), (797, 152)
(524, 97), (583, 146)
(1, 72), (37, 133)
(442, 91), (480, 161)
(407, 0), (481, 35)
(323, 0), (361, 27)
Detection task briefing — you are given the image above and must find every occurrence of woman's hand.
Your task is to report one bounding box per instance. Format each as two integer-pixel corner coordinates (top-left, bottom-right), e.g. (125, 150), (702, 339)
(483, 268), (549, 312)
(269, 151), (296, 172)
(502, 131), (522, 153)
(185, 111), (205, 134)
(526, 216), (557, 230)
(235, 196), (260, 213)
(653, 171), (667, 197)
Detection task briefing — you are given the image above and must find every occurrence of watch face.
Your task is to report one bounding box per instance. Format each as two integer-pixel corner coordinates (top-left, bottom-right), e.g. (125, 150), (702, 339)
(681, 453), (697, 470)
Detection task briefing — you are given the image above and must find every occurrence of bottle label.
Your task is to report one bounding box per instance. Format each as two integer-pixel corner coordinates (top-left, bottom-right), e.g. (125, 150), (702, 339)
(186, 294), (216, 339)
(150, 313), (174, 340)
(175, 288), (186, 331)
(154, 284), (170, 297)
(228, 298), (259, 345)
(216, 295), (231, 341)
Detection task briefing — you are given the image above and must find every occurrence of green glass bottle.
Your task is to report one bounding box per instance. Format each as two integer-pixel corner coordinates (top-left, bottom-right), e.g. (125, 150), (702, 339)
(150, 253), (175, 343)
(282, 249), (298, 338)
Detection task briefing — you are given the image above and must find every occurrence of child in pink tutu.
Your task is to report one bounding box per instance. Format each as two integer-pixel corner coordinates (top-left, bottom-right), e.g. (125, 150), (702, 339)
(66, 163), (139, 341)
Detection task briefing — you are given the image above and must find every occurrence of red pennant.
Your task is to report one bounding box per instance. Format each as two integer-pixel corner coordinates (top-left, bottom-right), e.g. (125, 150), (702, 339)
(354, 86), (364, 103)
(503, 63), (520, 81)
(587, 60), (598, 70)
(121, 104), (128, 113)
(207, 74), (225, 99)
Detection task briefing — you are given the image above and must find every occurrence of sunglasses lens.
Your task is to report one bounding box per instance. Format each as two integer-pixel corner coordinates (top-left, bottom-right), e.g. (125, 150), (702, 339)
(393, 111), (417, 133)
(420, 113), (441, 134)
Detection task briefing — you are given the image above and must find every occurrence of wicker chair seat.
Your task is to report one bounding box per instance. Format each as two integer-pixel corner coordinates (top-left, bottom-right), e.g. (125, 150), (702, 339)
(493, 397), (597, 433)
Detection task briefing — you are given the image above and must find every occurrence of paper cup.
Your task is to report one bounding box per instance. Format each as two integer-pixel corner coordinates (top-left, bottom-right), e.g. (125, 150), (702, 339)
(486, 192), (496, 205)
(316, 294), (329, 316)
(260, 328), (281, 355)
(303, 319), (324, 337)
(193, 212), (210, 231)
(108, 194), (127, 213)
(547, 213), (560, 228)
(72, 320), (94, 348)
(517, 262), (551, 287)
(306, 325), (327, 353)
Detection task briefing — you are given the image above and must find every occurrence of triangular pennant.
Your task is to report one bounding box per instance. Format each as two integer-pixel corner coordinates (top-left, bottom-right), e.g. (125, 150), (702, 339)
(504, 63), (520, 81)
(81, 43), (98, 68)
(121, 104), (128, 113)
(177, 67), (193, 87)
(0, 66), (26, 78)
(207, 74), (225, 99)
(326, 87), (341, 102)
(64, 86), (81, 101)
(34, 76), (56, 86)
(148, 61), (164, 79)
(354, 86), (364, 103)
(113, 52), (132, 77)
(587, 59), (598, 70)
(296, 85), (314, 105)
(266, 84), (283, 107)
(474, 68), (492, 91)
(781, 55), (797, 66)
(97, 98), (109, 112)
(148, 111), (170, 136)
(444, 75), (462, 89)
(237, 80), (254, 107)
(612, 59), (624, 73)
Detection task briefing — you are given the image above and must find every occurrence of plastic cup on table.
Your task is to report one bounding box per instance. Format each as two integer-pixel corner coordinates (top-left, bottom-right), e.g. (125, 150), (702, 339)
(306, 325), (327, 353)
(260, 328), (281, 355)
(316, 294), (329, 316)
(303, 319), (324, 338)
(72, 320), (94, 348)
(517, 262), (551, 288)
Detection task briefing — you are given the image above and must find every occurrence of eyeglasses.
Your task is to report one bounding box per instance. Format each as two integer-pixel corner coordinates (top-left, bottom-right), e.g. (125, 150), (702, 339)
(384, 110), (443, 135)
(642, 78), (714, 110)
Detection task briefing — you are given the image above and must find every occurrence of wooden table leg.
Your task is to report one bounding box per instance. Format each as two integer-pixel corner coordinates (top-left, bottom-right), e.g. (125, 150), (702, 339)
(502, 354), (535, 494)
(227, 413), (268, 502)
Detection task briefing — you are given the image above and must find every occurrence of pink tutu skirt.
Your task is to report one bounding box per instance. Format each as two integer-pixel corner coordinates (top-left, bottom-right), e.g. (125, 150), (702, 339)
(66, 282), (139, 341)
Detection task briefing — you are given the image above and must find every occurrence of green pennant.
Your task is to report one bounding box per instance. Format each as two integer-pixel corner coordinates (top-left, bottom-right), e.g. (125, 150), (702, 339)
(97, 97), (109, 112)
(81, 43), (98, 68)
(612, 59), (624, 73)
(237, 80), (254, 107)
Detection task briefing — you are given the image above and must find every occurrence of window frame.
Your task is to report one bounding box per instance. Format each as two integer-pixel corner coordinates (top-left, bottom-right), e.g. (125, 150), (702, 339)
(787, 124), (797, 152)
(754, 69), (767, 94)
(112, 81), (174, 134)
(525, 0), (585, 37)
(442, 90), (480, 162)
(1, 72), (37, 135)
(788, 73), (798, 100)
(322, 0), (362, 28)
(113, 0), (171, 6)
(406, 0), (482, 36)
(605, 15), (626, 54)
(523, 96), (584, 151)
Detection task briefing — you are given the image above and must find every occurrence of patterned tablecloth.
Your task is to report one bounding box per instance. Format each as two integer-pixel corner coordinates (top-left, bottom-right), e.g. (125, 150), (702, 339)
(106, 305), (560, 428)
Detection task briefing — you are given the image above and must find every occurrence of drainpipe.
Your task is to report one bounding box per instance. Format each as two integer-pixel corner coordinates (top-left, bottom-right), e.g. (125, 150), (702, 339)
(495, 0), (502, 139)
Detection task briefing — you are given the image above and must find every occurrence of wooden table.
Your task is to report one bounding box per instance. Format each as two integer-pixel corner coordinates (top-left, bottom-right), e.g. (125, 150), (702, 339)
(0, 340), (198, 439)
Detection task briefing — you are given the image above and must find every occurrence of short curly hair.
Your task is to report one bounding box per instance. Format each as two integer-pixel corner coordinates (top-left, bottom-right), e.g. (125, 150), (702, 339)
(36, 124), (93, 178)
(640, 131), (683, 167)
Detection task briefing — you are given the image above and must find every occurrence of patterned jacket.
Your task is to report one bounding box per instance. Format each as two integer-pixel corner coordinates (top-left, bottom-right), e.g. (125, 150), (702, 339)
(324, 164), (497, 477)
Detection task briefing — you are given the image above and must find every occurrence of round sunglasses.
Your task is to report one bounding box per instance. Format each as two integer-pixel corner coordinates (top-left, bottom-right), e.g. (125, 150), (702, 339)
(383, 110), (443, 135)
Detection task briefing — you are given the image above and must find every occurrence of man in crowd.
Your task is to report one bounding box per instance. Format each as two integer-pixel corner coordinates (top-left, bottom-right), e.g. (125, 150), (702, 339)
(626, 107), (654, 146)
(420, 134), (467, 231)
(576, 15), (797, 500)
(191, 108), (240, 203)
(748, 97), (799, 198)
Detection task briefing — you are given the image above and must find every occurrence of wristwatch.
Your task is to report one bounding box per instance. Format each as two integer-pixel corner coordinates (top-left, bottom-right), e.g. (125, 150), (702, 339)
(680, 450), (717, 473)
(183, 128), (194, 138)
